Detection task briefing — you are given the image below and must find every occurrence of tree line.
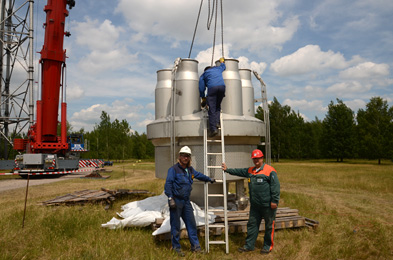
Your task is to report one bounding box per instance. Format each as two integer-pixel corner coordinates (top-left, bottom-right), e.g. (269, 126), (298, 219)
(257, 96), (393, 164)
(2, 97), (392, 163)
(75, 111), (154, 160)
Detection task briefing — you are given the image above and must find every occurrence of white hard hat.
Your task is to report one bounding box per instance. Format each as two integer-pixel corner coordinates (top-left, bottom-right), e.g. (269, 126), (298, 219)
(179, 146), (192, 155)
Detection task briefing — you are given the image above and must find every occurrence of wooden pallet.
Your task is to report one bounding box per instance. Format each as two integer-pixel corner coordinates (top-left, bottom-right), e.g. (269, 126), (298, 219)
(153, 207), (317, 241)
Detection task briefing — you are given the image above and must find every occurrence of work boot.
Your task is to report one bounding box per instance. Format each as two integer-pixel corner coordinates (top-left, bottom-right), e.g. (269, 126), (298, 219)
(209, 129), (218, 137)
(260, 248), (270, 254)
(174, 248), (185, 257)
(238, 246), (253, 253)
(191, 246), (203, 254)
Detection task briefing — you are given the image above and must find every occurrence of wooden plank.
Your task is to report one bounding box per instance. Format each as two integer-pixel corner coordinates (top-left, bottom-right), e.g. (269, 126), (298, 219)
(41, 189), (114, 205)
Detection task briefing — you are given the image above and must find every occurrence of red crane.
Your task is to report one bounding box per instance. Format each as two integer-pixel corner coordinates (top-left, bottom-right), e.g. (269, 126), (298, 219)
(14, 0), (75, 156)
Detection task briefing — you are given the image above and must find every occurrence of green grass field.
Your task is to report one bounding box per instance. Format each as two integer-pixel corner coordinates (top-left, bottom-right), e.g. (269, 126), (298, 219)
(0, 159), (392, 259)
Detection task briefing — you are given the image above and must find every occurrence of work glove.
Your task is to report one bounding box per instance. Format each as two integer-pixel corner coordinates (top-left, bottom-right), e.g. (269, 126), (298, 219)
(201, 97), (207, 108)
(219, 57), (225, 63)
(168, 198), (176, 209)
(210, 178), (216, 184)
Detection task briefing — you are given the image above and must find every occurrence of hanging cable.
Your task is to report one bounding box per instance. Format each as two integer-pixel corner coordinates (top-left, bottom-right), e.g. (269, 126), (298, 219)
(220, 0), (224, 58)
(210, 0), (218, 66)
(188, 0), (224, 64)
(188, 0), (204, 58)
(207, 0), (216, 30)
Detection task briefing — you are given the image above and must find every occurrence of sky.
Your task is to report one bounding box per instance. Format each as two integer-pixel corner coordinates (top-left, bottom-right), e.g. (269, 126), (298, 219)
(31, 0), (393, 133)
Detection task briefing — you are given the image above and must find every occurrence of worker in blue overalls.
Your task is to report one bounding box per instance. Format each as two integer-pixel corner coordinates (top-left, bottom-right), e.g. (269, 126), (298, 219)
(164, 146), (215, 257)
(199, 57), (226, 137)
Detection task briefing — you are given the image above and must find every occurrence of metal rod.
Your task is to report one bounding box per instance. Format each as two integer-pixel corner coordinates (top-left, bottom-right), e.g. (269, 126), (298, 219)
(22, 173), (30, 228)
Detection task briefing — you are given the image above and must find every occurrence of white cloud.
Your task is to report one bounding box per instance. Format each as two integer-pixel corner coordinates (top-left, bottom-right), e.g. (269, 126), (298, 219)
(282, 98), (326, 114)
(74, 19), (121, 51)
(238, 56), (267, 75)
(78, 48), (138, 74)
(136, 113), (154, 131)
(70, 99), (152, 132)
(270, 45), (348, 76)
(326, 81), (372, 97)
(73, 18), (139, 74)
(303, 85), (326, 98)
(344, 99), (367, 113)
(195, 46), (267, 75)
(146, 102), (155, 110)
(116, 0), (299, 53)
(339, 62), (390, 79)
(67, 85), (84, 100)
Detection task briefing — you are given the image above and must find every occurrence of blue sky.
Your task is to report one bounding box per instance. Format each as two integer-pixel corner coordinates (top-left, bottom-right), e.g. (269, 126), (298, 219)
(33, 0), (393, 133)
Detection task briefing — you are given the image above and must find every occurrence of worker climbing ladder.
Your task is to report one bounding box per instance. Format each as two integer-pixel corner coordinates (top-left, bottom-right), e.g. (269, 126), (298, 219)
(203, 110), (229, 253)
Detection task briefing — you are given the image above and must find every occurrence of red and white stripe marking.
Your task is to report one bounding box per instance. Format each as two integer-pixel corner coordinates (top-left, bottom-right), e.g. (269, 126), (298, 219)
(0, 168), (95, 176)
(79, 159), (104, 168)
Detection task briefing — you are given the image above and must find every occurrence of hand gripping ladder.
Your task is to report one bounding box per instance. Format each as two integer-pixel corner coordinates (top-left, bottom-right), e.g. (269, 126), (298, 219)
(203, 110), (229, 253)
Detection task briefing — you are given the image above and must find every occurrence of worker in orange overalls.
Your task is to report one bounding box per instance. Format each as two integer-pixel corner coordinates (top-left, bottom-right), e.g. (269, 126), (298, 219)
(222, 149), (280, 254)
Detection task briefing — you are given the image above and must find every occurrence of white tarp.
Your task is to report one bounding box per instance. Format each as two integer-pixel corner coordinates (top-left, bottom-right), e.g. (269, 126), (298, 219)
(101, 193), (216, 236)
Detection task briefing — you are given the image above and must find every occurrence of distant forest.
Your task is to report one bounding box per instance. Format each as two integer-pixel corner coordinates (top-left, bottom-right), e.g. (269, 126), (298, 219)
(4, 96), (392, 163)
(257, 96), (393, 164)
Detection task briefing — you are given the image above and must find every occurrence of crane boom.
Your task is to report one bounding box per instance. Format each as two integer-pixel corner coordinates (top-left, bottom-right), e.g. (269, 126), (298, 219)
(11, 1), (83, 176)
(15, 0), (75, 155)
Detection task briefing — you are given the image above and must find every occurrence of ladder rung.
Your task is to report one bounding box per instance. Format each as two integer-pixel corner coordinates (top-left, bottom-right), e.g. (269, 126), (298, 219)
(208, 194), (224, 197)
(209, 224), (225, 228)
(207, 152), (222, 155)
(209, 241), (226, 245)
(207, 166), (221, 169)
(207, 140), (221, 143)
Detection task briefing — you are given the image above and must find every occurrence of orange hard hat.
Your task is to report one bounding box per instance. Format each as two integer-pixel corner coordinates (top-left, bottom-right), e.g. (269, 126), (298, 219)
(251, 149), (264, 159)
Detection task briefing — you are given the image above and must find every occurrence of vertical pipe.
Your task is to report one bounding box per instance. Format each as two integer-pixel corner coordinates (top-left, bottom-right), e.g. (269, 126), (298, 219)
(61, 102), (67, 145)
(36, 100), (42, 143)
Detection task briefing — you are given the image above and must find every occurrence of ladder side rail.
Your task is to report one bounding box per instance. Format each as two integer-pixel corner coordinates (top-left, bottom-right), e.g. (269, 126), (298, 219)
(203, 108), (210, 252)
(252, 70), (271, 165)
(170, 58), (181, 165)
(220, 111), (229, 254)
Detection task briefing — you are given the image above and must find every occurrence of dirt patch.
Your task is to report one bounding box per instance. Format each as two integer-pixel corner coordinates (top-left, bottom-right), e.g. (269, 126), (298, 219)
(0, 171), (92, 193)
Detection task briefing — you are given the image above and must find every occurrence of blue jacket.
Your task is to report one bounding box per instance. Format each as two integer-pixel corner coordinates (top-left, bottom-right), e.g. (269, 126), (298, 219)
(165, 163), (212, 200)
(199, 63), (226, 98)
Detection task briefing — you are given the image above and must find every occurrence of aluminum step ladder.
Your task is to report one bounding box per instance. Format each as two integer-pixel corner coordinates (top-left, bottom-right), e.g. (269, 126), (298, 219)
(203, 110), (229, 254)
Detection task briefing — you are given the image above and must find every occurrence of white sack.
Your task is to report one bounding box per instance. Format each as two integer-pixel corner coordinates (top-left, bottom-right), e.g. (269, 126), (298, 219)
(101, 193), (216, 235)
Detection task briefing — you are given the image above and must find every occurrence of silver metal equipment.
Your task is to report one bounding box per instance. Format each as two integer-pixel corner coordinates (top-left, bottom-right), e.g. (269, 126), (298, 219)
(239, 68), (255, 117)
(147, 57), (265, 208)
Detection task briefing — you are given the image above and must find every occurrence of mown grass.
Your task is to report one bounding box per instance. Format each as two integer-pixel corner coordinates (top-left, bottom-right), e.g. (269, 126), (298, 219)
(0, 159), (392, 259)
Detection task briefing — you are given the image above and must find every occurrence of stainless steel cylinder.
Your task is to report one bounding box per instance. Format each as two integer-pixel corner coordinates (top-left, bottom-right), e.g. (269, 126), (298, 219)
(239, 69), (255, 116)
(155, 69), (172, 119)
(175, 59), (200, 117)
(216, 59), (243, 116)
